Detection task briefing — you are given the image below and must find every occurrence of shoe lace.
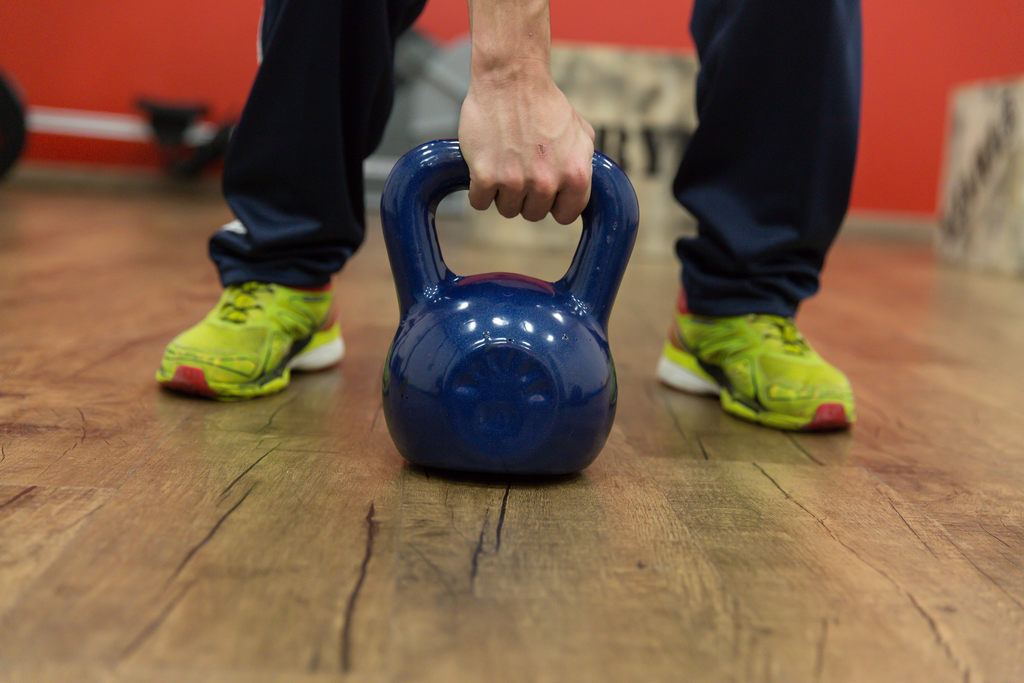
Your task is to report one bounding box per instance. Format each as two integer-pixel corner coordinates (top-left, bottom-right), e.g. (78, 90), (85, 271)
(218, 282), (275, 323)
(748, 315), (810, 355)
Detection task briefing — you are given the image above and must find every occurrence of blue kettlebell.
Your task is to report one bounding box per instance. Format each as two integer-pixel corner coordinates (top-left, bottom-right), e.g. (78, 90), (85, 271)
(380, 140), (638, 475)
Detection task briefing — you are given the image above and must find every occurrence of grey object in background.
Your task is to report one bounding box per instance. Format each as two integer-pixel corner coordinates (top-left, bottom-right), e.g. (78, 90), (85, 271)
(365, 31), (470, 213)
(939, 77), (1024, 275)
(367, 35), (701, 239)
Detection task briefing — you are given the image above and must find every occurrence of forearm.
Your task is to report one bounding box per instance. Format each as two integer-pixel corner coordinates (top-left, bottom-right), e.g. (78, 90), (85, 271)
(460, 0), (594, 224)
(467, 0), (552, 81)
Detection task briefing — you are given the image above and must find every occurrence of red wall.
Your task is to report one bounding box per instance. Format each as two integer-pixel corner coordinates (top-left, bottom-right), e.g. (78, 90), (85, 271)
(2, 0), (1023, 216)
(0, 1), (262, 167)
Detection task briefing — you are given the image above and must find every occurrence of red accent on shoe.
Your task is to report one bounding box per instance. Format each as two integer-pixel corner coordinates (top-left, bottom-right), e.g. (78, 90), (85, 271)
(804, 403), (850, 431)
(164, 366), (217, 397)
(321, 307), (339, 329)
(667, 322), (686, 350)
(677, 289), (690, 314)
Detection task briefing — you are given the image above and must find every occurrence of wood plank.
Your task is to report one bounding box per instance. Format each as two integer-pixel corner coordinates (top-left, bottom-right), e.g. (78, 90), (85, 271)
(0, 485), (112, 615)
(640, 456), (1022, 682)
(386, 434), (744, 682)
(2, 180), (1024, 681)
(0, 320), (407, 675)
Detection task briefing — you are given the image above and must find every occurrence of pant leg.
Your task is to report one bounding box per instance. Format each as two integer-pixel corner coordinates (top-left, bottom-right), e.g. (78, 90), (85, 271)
(210, 0), (428, 288)
(673, 0), (862, 317)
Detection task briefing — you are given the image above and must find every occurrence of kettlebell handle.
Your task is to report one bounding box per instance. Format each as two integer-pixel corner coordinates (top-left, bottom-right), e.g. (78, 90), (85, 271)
(380, 140), (639, 327)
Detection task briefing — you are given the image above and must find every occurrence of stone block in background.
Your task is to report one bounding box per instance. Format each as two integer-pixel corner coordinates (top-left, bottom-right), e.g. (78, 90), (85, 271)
(366, 32), (470, 213)
(939, 77), (1024, 275)
(462, 44), (699, 255)
(552, 44), (698, 254)
(369, 36), (699, 257)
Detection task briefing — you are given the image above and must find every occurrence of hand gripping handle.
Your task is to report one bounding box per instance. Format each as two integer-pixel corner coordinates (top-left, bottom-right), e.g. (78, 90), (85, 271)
(557, 152), (639, 328)
(380, 140), (639, 326)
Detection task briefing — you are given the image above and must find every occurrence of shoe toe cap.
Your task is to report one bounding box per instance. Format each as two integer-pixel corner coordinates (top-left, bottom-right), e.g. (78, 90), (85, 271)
(160, 344), (261, 384)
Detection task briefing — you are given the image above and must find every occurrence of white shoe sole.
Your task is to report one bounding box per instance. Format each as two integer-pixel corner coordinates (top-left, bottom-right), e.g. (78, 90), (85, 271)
(655, 354), (720, 396)
(290, 336), (345, 371)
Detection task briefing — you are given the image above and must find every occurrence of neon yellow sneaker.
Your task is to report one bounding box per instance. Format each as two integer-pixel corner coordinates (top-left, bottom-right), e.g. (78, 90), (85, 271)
(156, 282), (344, 400)
(656, 296), (854, 431)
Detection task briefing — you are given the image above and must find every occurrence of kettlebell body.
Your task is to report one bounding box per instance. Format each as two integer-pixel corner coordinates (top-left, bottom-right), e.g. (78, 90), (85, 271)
(380, 140), (638, 475)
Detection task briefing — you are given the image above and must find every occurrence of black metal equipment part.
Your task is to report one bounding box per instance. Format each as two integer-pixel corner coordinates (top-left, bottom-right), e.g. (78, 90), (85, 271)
(0, 69), (27, 182)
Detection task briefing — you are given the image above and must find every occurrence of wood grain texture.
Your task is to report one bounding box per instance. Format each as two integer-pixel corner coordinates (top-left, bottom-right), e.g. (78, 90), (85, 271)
(1, 178), (1023, 681)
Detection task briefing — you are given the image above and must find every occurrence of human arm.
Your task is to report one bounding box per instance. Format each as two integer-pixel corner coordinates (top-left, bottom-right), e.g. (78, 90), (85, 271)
(458, 0), (595, 224)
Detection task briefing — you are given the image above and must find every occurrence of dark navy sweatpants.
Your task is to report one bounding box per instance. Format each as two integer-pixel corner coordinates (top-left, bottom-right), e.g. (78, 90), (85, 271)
(210, 0), (862, 318)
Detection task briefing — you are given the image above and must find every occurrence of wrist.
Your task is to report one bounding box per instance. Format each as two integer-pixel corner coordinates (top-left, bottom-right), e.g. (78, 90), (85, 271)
(470, 56), (551, 89)
(468, 0), (551, 82)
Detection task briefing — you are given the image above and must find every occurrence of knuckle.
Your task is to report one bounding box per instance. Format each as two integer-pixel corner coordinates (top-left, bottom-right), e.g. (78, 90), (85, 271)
(529, 176), (558, 198)
(472, 172), (497, 190)
(501, 177), (526, 195)
(567, 167), (591, 191)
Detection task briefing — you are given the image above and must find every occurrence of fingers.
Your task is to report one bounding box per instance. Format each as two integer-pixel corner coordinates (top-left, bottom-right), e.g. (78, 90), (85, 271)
(470, 170), (553, 222)
(550, 162), (592, 225)
(462, 112), (595, 223)
(458, 78), (596, 224)
(468, 159), (592, 224)
(494, 183), (527, 219)
(520, 172), (558, 222)
(468, 171), (530, 219)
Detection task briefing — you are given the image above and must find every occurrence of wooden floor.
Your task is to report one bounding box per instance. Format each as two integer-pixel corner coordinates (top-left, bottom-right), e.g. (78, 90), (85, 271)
(1, 175), (1023, 682)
